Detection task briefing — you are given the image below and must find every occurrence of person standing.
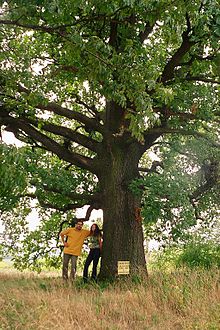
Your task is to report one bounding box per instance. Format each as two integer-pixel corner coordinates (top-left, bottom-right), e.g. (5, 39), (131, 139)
(83, 223), (102, 282)
(60, 219), (90, 280)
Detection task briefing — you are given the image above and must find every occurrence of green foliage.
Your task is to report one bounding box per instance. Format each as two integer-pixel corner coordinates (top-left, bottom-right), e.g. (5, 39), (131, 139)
(131, 137), (220, 244)
(148, 238), (220, 271)
(0, 142), (97, 212)
(148, 247), (182, 271)
(2, 210), (65, 272)
(0, 144), (28, 211)
(1, 0), (219, 136)
(24, 147), (98, 209)
(0, 142), (98, 272)
(0, 0), (219, 273)
(177, 241), (220, 269)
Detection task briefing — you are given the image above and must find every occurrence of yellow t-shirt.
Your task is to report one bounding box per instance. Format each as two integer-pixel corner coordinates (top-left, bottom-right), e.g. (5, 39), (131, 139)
(61, 228), (90, 256)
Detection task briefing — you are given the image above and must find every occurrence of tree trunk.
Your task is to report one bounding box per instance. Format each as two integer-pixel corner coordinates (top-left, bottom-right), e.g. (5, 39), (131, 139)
(98, 139), (147, 279)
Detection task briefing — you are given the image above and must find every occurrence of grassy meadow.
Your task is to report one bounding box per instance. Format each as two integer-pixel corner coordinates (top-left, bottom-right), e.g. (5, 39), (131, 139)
(0, 262), (219, 330)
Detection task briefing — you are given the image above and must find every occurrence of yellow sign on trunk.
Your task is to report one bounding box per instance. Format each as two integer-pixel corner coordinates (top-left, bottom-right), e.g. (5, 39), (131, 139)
(118, 261), (130, 275)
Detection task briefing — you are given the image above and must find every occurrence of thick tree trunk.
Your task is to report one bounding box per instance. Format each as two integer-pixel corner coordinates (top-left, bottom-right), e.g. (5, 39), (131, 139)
(98, 140), (147, 279)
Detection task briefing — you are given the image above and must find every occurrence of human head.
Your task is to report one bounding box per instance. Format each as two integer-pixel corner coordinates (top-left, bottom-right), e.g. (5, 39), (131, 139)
(75, 220), (84, 231)
(90, 223), (101, 236)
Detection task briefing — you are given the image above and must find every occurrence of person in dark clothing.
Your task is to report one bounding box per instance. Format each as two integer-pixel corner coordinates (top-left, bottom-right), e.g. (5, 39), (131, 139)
(83, 223), (102, 282)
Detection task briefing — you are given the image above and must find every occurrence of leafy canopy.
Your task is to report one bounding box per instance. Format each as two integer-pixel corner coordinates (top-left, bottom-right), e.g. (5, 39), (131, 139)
(0, 0), (219, 270)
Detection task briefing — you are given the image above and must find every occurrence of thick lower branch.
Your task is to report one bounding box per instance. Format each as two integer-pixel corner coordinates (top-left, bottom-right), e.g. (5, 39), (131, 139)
(37, 103), (104, 134)
(17, 85), (104, 134)
(2, 115), (97, 173)
(25, 118), (100, 153)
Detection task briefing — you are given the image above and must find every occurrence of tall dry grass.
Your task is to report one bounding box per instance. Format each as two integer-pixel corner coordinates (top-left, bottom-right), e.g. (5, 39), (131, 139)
(0, 268), (219, 330)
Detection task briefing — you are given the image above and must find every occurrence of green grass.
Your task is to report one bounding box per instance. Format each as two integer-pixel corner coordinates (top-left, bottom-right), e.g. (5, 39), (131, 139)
(0, 267), (219, 330)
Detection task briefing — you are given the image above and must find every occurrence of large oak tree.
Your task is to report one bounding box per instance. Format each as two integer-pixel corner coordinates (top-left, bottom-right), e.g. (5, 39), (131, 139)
(0, 0), (219, 278)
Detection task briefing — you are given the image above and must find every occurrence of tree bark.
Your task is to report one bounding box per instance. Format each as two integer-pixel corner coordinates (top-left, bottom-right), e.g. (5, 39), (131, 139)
(98, 139), (147, 279)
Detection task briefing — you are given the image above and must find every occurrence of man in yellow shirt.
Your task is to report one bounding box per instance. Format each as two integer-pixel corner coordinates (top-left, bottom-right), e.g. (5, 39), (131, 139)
(60, 220), (90, 280)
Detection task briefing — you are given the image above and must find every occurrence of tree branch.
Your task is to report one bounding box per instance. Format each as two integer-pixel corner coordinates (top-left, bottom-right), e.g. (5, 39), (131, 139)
(40, 102), (104, 132)
(190, 182), (214, 202)
(16, 84), (104, 133)
(148, 127), (220, 148)
(79, 204), (103, 222)
(153, 106), (196, 120)
(139, 22), (155, 43)
(2, 115), (97, 173)
(20, 188), (103, 216)
(0, 19), (74, 33)
(184, 76), (220, 84)
(161, 17), (195, 83)
(179, 53), (218, 67)
(190, 159), (220, 201)
(109, 20), (118, 49)
(25, 117), (100, 153)
(38, 200), (85, 212)
(190, 199), (205, 221)
(39, 185), (102, 205)
(38, 194), (102, 215)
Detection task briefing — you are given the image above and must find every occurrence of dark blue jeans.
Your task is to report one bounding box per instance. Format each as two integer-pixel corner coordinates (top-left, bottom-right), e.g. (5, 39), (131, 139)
(83, 248), (101, 281)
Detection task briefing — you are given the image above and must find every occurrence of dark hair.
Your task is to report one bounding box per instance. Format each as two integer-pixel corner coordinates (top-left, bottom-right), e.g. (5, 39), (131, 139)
(71, 218), (83, 227)
(76, 220), (83, 225)
(70, 218), (77, 227)
(90, 223), (102, 237)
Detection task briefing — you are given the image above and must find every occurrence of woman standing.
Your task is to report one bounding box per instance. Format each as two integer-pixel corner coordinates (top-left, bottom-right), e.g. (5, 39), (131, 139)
(83, 223), (102, 282)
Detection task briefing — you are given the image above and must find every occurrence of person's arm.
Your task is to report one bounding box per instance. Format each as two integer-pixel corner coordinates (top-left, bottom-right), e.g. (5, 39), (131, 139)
(99, 235), (103, 250)
(85, 229), (91, 237)
(60, 230), (69, 247)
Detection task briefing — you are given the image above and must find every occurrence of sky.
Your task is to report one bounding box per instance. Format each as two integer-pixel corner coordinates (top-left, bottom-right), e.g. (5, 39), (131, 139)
(2, 131), (24, 147)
